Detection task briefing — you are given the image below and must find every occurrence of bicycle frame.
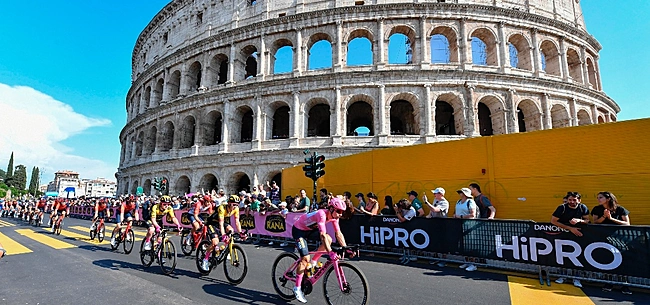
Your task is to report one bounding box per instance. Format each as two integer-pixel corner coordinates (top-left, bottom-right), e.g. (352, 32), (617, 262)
(119, 220), (133, 239)
(192, 225), (208, 248)
(283, 250), (347, 291)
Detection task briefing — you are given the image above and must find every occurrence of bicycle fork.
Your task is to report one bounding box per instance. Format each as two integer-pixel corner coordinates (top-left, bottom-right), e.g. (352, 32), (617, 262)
(332, 260), (348, 292)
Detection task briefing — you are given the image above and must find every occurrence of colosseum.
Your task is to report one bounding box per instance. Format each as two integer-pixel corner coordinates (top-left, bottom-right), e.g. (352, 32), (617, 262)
(117, 0), (619, 196)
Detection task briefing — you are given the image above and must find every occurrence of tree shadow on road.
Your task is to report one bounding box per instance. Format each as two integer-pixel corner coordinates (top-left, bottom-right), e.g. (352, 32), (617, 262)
(78, 244), (115, 253)
(92, 258), (204, 279)
(202, 282), (286, 305)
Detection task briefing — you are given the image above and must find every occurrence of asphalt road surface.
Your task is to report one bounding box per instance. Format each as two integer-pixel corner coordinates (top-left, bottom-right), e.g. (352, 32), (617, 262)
(0, 216), (647, 305)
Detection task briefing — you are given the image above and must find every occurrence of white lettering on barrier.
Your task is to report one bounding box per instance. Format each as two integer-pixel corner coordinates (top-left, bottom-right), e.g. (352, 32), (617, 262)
(361, 226), (430, 249)
(495, 234), (622, 270)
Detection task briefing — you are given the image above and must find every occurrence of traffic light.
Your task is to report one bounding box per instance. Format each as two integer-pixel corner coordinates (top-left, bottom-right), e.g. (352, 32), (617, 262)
(314, 154), (325, 178)
(153, 177), (161, 191)
(161, 178), (168, 192)
(303, 155), (315, 179)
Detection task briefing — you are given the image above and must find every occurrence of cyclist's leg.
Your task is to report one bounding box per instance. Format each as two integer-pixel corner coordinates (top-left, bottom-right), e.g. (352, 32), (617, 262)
(144, 220), (155, 249)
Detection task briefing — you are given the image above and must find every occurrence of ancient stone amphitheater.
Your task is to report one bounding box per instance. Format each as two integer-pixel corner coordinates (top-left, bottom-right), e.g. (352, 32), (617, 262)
(118, 0), (619, 196)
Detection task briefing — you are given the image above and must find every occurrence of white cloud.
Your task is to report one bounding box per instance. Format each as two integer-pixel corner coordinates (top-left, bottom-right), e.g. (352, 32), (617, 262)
(0, 83), (114, 183)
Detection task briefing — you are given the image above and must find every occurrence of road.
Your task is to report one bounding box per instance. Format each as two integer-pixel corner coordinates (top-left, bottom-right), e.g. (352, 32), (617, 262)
(0, 216), (647, 305)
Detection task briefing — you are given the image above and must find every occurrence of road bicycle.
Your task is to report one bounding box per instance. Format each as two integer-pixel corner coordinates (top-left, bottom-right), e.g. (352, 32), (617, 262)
(179, 212), (210, 256)
(271, 245), (369, 305)
(139, 228), (177, 275)
(89, 216), (107, 242)
(50, 213), (65, 235)
(110, 220), (135, 254)
(195, 230), (248, 285)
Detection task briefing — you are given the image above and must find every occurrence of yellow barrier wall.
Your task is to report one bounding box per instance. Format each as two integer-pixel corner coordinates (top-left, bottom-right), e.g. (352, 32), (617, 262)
(282, 119), (650, 225)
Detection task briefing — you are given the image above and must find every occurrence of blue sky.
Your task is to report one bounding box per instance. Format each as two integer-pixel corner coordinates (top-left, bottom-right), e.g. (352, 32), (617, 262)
(0, 0), (647, 183)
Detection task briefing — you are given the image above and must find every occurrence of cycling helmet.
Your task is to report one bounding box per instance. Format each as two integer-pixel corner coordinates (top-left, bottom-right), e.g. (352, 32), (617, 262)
(202, 195), (212, 202)
(228, 195), (240, 203)
(329, 197), (346, 211)
(128, 195), (136, 201)
(160, 195), (172, 203)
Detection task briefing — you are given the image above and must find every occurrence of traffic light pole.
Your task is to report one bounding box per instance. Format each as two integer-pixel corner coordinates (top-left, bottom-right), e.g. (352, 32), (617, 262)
(302, 151), (326, 210)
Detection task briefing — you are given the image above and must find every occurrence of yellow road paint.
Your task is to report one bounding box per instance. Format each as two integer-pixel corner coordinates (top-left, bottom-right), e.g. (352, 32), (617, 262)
(0, 220), (15, 227)
(508, 276), (595, 305)
(70, 225), (147, 238)
(0, 232), (32, 255)
(58, 229), (109, 245)
(15, 229), (75, 250)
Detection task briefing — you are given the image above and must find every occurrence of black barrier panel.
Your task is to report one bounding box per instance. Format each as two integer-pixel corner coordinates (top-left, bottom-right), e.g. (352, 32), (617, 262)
(339, 216), (650, 278)
(240, 214), (256, 230)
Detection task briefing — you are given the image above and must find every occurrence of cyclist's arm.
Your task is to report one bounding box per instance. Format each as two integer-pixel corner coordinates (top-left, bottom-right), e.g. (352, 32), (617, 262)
(233, 211), (242, 233)
(334, 230), (347, 248)
(94, 204), (99, 217)
(218, 214), (226, 236)
(120, 204), (125, 221)
(193, 203), (201, 218)
(134, 205), (140, 221)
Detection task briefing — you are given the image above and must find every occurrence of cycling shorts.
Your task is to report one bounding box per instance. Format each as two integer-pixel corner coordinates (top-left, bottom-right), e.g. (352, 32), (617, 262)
(292, 226), (321, 257)
(96, 211), (107, 220)
(189, 214), (204, 224)
(56, 210), (67, 216)
(116, 212), (133, 224)
(38, 207), (45, 213)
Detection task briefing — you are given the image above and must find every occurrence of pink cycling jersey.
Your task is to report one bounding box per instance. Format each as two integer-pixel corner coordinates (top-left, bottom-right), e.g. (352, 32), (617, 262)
(294, 209), (340, 233)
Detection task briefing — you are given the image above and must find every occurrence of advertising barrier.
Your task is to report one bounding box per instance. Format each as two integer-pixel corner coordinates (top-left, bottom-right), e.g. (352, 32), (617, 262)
(68, 207), (648, 279)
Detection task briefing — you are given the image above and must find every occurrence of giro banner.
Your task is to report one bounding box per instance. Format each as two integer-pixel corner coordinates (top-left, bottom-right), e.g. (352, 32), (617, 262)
(338, 216), (650, 278)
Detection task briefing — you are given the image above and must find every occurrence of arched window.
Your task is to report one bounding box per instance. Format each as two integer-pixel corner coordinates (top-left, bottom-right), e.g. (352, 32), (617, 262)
(477, 103), (493, 136)
(135, 131), (144, 156)
(179, 116), (196, 149)
(567, 49), (583, 83)
(586, 58), (598, 89)
(347, 37), (373, 66)
(199, 174), (219, 193)
(237, 107), (254, 143)
(577, 109), (592, 126)
(175, 176), (191, 195)
(390, 100), (418, 135)
(143, 86), (151, 111)
(153, 78), (164, 107)
(169, 70), (181, 98)
(272, 106), (290, 139)
(144, 126), (157, 155)
(517, 100), (542, 132)
(540, 40), (561, 77)
(307, 104), (330, 137)
(471, 29), (498, 66)
(431, 34), (450, 63)
(240, 45), (258, 80)
(234, 172), (251, 193)
(202, 111), (222, 145)
(550, 104), (570, 128)
(508, 43), (519, 68)
(187, 61), (202, 91)
(308, 40), (333, 70)
(478, 96), (507, 135)
(388, 33), (412, 64)
(347, 101), (374, 136)
(274, 46), (293, 74)
(210, 54), (229, 85)
(508, 34), (532, 71)
(161, 121), (175, 151)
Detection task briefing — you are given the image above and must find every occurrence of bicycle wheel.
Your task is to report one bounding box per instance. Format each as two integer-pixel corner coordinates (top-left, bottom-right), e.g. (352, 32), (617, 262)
(223, 244), (248, 285)
(322, 262), (369, 305)
(195, 240), (213, 276)
(89, 226), (96, 240)
(159, 239), (177, 275)
(123, 229), (135, 254)
(110, 229), (120, 250)
(98, 224), (106, 243)
(140, 239), (154, 267)
(55, 222), (62, 235)
(180, 230), (194, 256)
(271, 252), (299, 301)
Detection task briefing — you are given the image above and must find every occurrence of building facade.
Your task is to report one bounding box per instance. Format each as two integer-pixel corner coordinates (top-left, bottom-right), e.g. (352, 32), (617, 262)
(47, 170), (83, 198)
(118, 0), (619, 196)
(82, 178), (117, 198)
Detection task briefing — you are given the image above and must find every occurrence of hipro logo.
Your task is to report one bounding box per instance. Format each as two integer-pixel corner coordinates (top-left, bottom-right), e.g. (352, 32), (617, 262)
(360, 226), (430, 249)
(495, 235), (622, 270)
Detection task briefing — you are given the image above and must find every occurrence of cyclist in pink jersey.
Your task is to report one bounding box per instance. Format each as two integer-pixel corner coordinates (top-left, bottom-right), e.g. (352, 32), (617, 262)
(291, 196), (353, 303)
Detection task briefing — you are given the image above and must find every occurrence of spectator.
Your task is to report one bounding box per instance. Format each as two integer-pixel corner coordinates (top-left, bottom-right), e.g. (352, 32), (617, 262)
(354, 193), (366, 214)
(380, 195), (396, 215)
(551, 191), (589, 287)
(268, 181), (281, 205)
(407, 190), (425, 217)
(424, 187), (449, 218)
(359, 192), (379, 216)
(294, 189), (310, 213)
(215, 189), (227, 205)
(395, 198), (416, 223)
(341, 191), (355, 219)
(278, 201), (289, 217)
(591, 191), (631, 294)
(318, 188), (329, 210)
(469, 183), (496, 219)
(453, 187), (479, 272)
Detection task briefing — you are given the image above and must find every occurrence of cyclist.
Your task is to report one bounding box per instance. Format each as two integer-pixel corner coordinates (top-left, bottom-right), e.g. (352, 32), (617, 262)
(90, 198), (111, 232)
(143, 195), (182, 250)
(111, 195), (139, 247)
(50, 199), (69, 233)
(35, 199), (47, 225)
(187, 195), (214, 247)
(291, 196), (352, 303)
(200, 195), (246, 271)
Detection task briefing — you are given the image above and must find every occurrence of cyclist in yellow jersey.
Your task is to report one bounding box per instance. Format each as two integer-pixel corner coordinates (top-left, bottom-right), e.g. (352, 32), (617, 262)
(200, 195), (246, 270)
(143, 196), (182, 251)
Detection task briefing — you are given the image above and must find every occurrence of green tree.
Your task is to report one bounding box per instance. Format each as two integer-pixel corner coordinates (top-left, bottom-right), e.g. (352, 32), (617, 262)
(6, 152), (14, 178)
(12, 165), (27, 190)
(0, 168), (5, 180)
(28, 166), (39, 195)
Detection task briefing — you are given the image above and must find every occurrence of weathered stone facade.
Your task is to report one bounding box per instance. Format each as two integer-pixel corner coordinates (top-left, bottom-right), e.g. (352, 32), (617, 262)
(118, 0), (619, 196)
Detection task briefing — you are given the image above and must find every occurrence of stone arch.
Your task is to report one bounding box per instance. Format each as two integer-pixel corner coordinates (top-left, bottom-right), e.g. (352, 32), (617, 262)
(268, 101), (290, 140)
(430, 26), (459, 63)
(143, 179), (152, 196)
(307, 33), (333, 70)
(516, 99), (542, 132)
(202, 110), (222, 146)
(470, 28), (498, 66)
(174, 175), (191, 196)
(598, 115), (605, 124)
(550, 104), (570, 128)
(187, 61), (202, 92)
(179, 115), (196, 149)
(124, 181), (130, 195)
(388, 25), (417, 64)
(131, 180), (139, 195)
(306, 98), (331, 137)
(577, 109), (592, 126)
(230, 171), (251, 193)
(209, 53), (229, 85)
(540, 40), (561, 77)
(477, 95), (507, 135)
(168, 70), (181, 98)
(240, 45), (258, 80)
(153, 78), (164, 107)
(586, 57), (598, 89)
(389, 93), (420, 135)
(610, 114), (616, 122)
(144, 125), (157, 155)
(435, 93), (464, 135)
(143, 86), (151, 111)
(346, 94), (375, 136)
(507, 33), (532, 70)
(135, 131), (145, 157)
(346, 28), (374, 66)
(161, 121), (175, 151)
(270, 38), (294, 74)
(268, 172), (282, 191)
(235, 105), (254, 143)
(566, 48), (583, 83)
(198, 173), (219, 193)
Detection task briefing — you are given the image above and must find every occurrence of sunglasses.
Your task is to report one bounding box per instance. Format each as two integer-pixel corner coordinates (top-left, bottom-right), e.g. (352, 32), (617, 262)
(333, 208), (345, 214)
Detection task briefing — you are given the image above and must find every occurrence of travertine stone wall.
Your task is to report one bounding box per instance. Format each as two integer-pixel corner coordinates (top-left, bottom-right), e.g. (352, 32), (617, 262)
(118, 0), (618, 196)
